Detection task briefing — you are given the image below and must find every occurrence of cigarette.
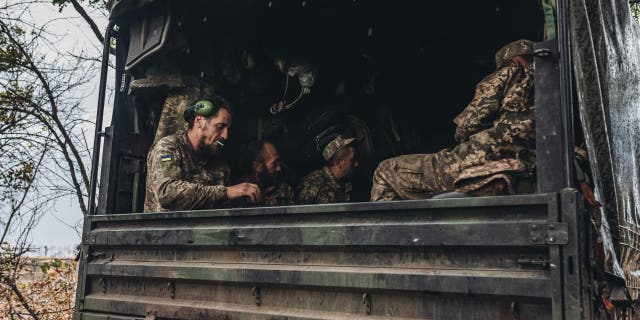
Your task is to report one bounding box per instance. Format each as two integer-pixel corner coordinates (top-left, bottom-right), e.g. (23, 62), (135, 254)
(216, 140), (225, 147)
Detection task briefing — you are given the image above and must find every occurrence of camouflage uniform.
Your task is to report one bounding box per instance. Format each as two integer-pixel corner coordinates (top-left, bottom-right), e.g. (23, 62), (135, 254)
(297, 167), (353, 204)
(144, 133), (230, 212)
(371, 40), (535, 201)
(128, 73), (215, 144)
(234, 176), (295, 207)
(262, 183), (295, 206)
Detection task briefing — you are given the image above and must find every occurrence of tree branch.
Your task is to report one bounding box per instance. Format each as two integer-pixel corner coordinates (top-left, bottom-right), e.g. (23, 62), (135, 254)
(0, 144), (48, 245)
(69, 0), (104, 44)
(1, 19), (92, 204)
(0, 274), (41, 320)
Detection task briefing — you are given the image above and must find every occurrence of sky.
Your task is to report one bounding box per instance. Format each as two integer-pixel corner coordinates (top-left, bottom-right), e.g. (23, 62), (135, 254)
(25, 2), (112, 252)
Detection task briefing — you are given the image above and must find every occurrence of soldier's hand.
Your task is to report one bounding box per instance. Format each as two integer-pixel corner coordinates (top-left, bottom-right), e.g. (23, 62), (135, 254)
(227, 183), (262, 203)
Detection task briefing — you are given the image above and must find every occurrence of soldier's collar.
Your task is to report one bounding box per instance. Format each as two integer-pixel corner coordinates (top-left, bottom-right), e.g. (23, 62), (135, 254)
(322, 166), (343, 189)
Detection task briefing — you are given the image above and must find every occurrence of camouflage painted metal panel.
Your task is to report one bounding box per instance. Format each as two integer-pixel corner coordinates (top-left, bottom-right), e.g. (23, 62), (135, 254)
(80, 289), (551, 320)
(86, 261), (550, 298)
(88, 222), (553, 247)
(90, 193), (557, 222)
(76, 195), (557, 319)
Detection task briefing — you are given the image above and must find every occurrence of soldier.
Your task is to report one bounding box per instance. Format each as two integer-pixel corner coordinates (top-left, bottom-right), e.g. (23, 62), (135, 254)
(144, 96), (261, 212)
(297, 134), (359, 204)
(371, 39), (536, 201)
(235, 140), (295, 206)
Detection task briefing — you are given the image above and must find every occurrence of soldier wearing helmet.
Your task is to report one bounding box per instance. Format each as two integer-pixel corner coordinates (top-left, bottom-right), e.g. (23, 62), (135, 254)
(144, 96), (262, 212)
(371, 40), (535, 201)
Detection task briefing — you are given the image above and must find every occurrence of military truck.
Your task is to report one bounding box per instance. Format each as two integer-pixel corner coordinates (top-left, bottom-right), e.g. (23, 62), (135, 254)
(73, 0), (640, 319)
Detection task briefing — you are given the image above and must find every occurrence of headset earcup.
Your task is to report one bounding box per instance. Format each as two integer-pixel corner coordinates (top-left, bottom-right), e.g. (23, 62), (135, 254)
(194, 100), (214, 116)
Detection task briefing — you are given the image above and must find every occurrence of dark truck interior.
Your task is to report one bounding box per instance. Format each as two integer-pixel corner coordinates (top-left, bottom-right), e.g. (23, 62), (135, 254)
(104, 0), (546, 214)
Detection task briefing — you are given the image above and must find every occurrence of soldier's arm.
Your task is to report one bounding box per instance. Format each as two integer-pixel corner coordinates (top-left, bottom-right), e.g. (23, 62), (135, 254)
(296, 179), (318, 204)
(453, 66), (516, 143)
(149, 145), (228, 211)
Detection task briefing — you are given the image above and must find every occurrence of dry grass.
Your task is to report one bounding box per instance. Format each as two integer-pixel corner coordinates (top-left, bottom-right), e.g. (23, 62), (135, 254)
(1, 257), (76, 320)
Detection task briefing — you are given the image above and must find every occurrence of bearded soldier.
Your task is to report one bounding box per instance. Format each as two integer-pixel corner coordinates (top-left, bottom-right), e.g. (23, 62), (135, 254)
(144, 96), (261, 212)
(297, 134), (359, 204)
(371, 39), (536, 201)
(235, 140), (295, 207)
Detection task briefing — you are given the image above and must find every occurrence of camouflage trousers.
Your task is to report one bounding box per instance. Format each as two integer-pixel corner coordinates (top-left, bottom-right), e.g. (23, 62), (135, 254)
(370, 151), (457, 201)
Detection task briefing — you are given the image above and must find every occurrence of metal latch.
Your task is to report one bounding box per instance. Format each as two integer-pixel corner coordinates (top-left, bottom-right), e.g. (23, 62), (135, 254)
(517, 258), (550, 269)
(529, 223), (569, 245)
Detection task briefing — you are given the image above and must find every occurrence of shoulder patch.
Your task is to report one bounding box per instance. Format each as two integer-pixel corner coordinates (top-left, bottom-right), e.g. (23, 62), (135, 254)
(160, 155), (172, 162)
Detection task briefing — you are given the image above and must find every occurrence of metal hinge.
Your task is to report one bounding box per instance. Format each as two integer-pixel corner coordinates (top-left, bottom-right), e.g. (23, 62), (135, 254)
(144, 310), (157, 320)
(167, 281), (175, 299)
(529, 223), (569, 245)
(97, 277), (107, 293)
(252, 287), (261, 306)
(362, 293), (372, 315)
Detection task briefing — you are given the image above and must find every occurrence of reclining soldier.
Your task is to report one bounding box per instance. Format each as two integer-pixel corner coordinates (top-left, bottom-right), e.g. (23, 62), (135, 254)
(371, 39), (536, 201)
(297, 134), (359, 204)
(235, 140), (295, 207)
(144, 96), (261, 212)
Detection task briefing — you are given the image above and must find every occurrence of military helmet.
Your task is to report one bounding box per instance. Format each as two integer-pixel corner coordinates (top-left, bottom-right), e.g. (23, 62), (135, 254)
(494, 39), (534, 69)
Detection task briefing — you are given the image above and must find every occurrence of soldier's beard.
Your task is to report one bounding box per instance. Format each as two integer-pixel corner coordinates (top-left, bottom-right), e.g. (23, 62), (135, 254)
(197, 140), (220, 158)
(258, 170), (280, 188)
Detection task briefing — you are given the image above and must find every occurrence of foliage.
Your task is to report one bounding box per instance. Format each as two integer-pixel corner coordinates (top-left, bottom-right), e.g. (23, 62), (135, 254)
(632, 2), (640, 22)
(0, 1), (105, 318)
(0, 245), (76, 320)
(51, 0), (106, 11)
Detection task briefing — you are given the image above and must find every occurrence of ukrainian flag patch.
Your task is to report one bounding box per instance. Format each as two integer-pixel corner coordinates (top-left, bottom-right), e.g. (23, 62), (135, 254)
(160, 155), (172, 162)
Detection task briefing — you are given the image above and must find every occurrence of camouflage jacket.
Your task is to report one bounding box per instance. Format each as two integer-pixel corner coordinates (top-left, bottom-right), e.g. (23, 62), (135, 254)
(297, 167), (352, 204)
(443, 64), (536, 176)
(234, 175), (295, 207)
(144, 133), (230, 212)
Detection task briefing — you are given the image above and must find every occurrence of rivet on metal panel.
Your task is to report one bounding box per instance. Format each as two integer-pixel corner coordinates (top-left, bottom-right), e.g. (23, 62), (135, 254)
(548, 237), (556, 243)
(168, 281), (175, 299)
(529, 224), (544, 244)
(97, 277), (106, 293)
(252, 287), (261, 306)
(362, 293), (372, 315)
(549, 224), (555, 230)
(144, 310), (157, 320)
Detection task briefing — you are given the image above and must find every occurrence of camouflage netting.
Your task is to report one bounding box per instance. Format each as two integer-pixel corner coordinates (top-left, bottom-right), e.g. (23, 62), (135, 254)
(571, 0), (640, 297)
